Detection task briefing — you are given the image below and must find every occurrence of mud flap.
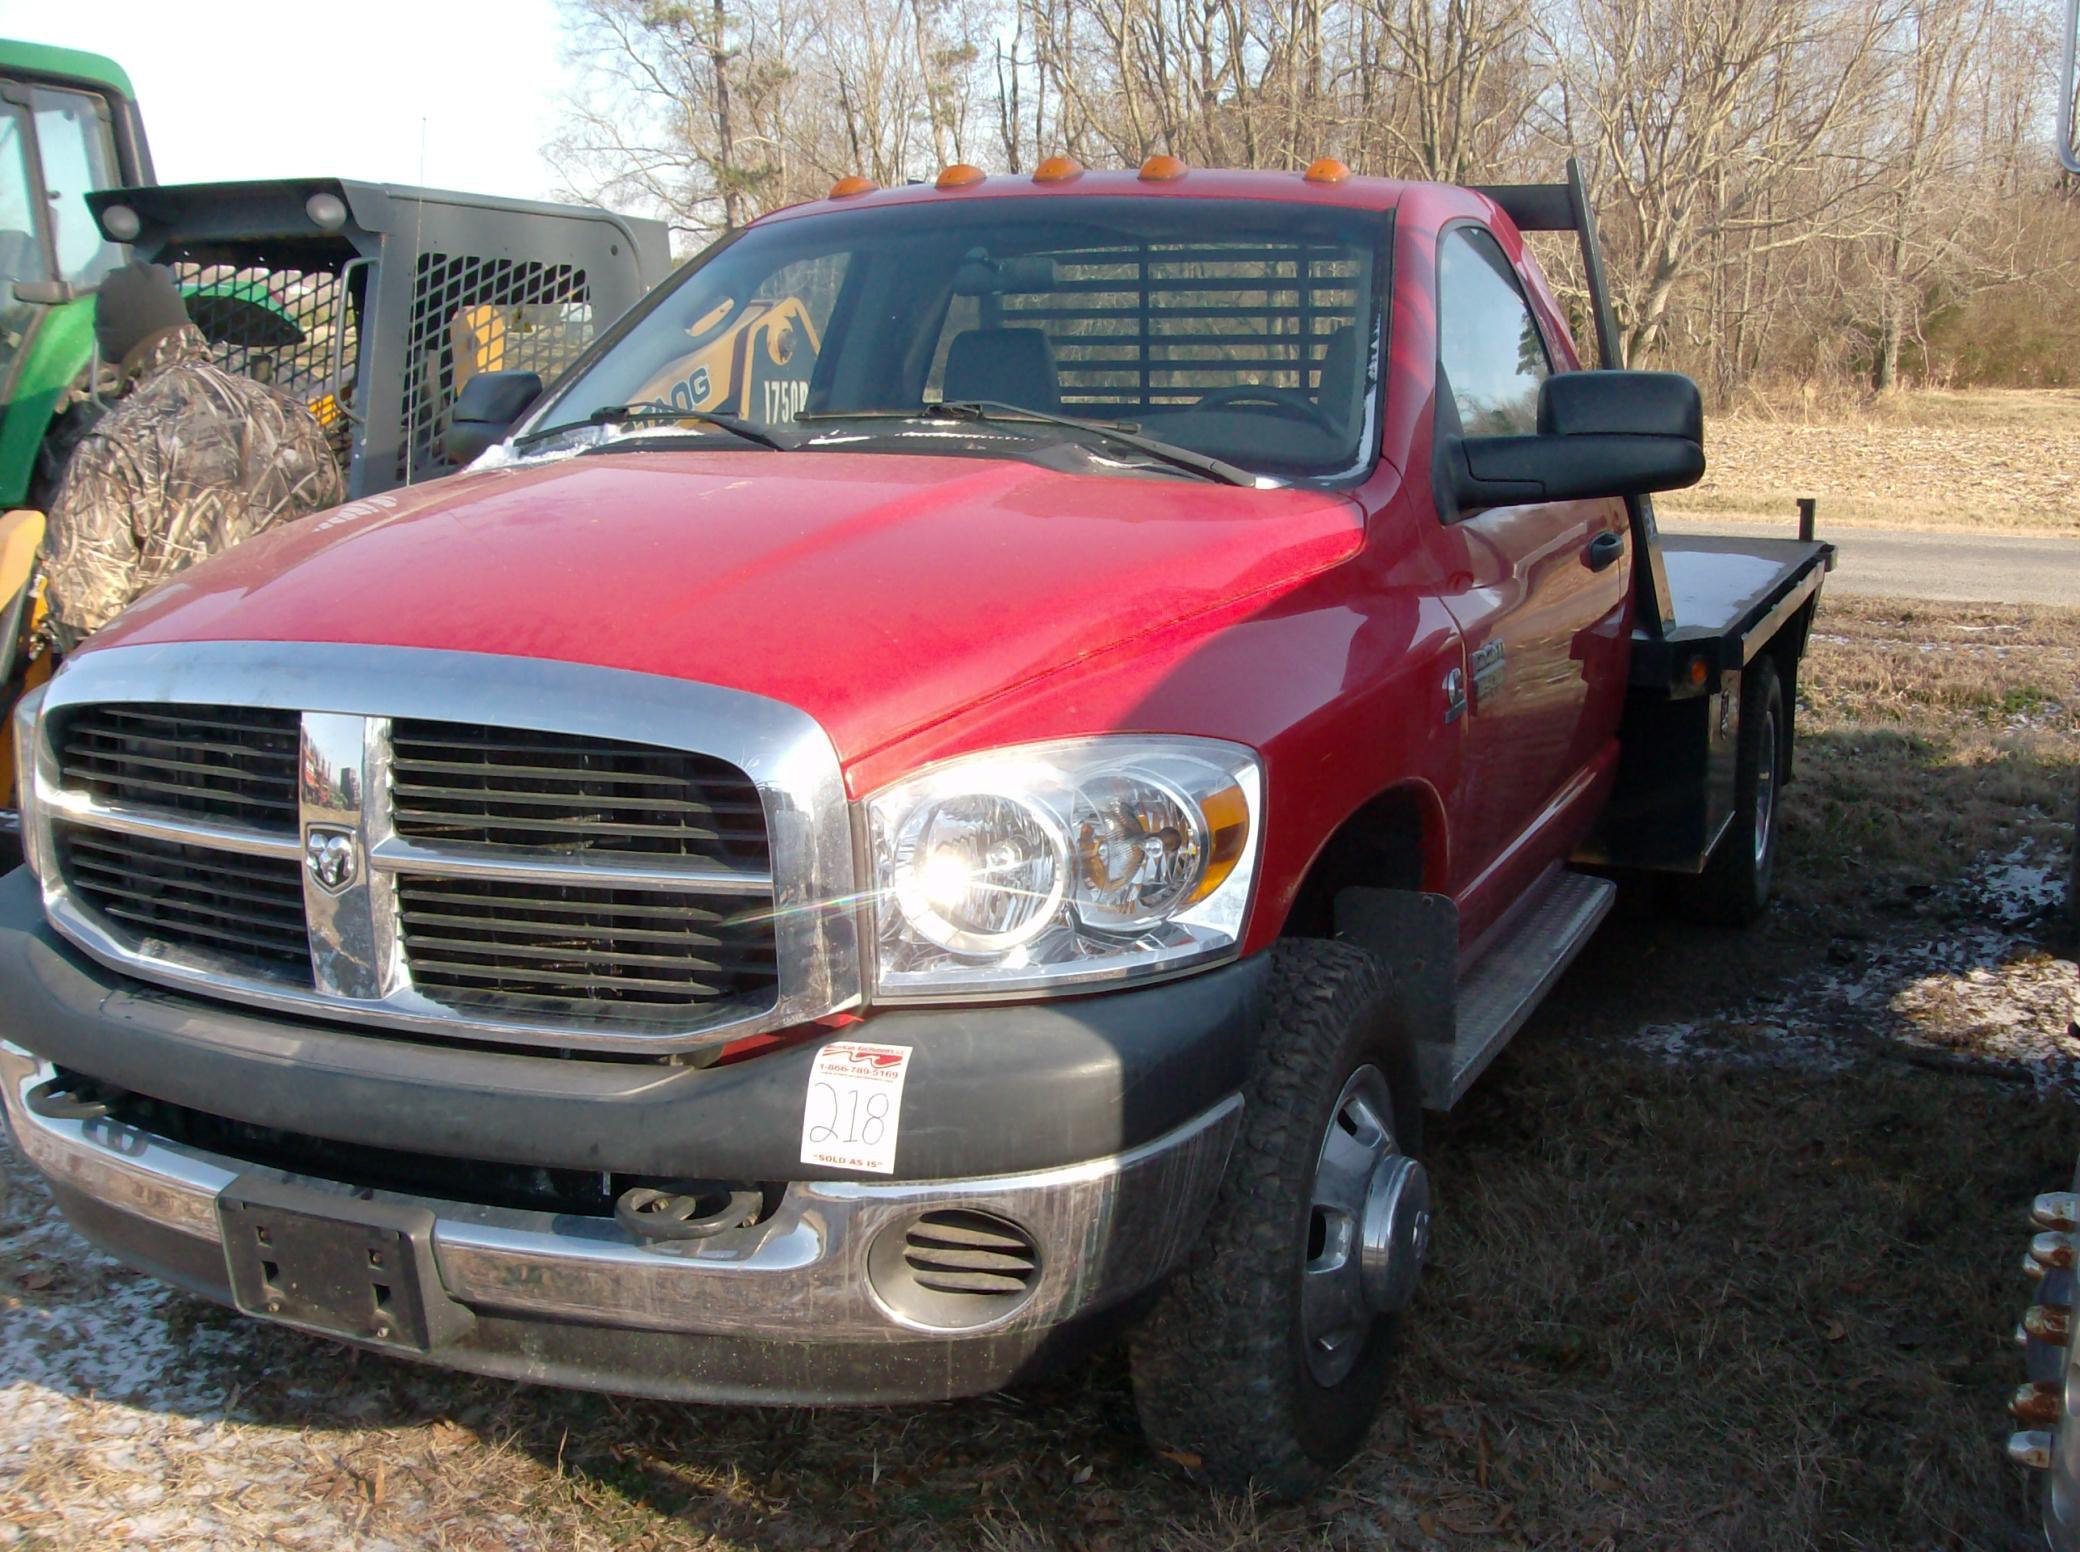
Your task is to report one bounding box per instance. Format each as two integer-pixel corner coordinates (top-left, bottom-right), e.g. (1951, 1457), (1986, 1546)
(1334, 887), (1458, 1107)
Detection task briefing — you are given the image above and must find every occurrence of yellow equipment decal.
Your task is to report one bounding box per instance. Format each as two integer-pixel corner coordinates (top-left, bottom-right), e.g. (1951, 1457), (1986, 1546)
(633, 297), (820, 425)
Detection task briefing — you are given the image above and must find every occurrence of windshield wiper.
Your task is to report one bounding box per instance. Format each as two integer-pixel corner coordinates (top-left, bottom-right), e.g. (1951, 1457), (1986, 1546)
(513, 403), (789, 452)
(797, 401), (1257, 487)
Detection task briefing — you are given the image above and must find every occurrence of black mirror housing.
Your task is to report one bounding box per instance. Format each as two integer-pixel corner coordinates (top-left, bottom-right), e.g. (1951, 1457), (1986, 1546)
(446, 370), (543, 466)
(1442, 369), (1704, 515)
(12, 279), (79, 306)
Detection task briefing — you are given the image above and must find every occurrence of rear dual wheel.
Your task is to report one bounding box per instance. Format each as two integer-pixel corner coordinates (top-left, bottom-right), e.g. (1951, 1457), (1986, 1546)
(1673, 654), (1786, 926)
(1128, 938), (1429, 1499)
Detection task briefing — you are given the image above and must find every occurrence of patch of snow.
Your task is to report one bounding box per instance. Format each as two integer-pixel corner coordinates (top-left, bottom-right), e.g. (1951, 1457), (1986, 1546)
(1621, 844), (2080, 1096)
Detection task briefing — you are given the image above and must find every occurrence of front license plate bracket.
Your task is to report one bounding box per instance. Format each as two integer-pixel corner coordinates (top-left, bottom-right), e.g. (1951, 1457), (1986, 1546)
(217, 1172), (474, 1352)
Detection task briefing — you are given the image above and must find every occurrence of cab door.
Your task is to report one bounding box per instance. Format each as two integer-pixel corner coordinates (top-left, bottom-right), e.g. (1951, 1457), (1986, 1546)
(1430, 224), (1631, 928)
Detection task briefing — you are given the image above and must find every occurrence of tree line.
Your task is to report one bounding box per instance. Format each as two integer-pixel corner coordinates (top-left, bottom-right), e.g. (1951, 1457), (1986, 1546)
(551, 0), (2078, 396)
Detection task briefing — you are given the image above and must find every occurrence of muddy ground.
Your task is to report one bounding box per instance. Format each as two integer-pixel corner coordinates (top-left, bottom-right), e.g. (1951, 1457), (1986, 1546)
(2, 594), (2076, 1551)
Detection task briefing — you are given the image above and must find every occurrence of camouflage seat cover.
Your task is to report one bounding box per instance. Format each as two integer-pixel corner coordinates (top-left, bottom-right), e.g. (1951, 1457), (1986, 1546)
(44, 323), (345, 650)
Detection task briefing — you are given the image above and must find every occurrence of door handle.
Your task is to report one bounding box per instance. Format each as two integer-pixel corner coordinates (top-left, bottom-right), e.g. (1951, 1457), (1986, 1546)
(1587, 531), (1625, 571)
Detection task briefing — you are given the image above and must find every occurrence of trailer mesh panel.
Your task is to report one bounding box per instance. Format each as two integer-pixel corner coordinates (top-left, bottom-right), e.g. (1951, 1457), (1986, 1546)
(396, 254), (595, 485)
(172, 260), (359, 464)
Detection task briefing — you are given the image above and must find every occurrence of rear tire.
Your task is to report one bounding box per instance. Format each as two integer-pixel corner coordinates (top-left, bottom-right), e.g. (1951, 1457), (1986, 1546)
(1128, 938), (1426, 1499)
(1673, 654), (1785, 926)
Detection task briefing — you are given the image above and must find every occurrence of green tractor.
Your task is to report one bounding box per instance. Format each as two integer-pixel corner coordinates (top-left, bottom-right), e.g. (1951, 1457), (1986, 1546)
(0, 40), (149, 513)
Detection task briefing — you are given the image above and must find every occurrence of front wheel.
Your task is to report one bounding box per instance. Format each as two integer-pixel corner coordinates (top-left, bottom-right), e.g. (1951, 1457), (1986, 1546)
(1128, 938), (1428, 1498)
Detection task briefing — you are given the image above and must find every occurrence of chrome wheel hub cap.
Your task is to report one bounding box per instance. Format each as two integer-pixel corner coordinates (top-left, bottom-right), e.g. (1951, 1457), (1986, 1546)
(1302, 1065), (1431, 1387)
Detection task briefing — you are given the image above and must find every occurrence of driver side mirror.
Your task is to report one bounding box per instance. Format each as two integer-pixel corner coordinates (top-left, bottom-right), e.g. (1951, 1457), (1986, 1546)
(446, 370), (543, 465)
(1441, 370), (1704, 515)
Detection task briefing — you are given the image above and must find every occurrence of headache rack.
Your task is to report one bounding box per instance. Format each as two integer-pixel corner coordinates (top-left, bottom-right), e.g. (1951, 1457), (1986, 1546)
(984, 239), (1367, 416)
(1472, 158), (1679, 642)
(87, 179), (670, 498)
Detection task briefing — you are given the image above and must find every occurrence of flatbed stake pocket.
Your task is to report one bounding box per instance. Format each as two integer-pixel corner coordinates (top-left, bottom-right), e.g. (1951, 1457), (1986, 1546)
(217, 1174), (474, 1353)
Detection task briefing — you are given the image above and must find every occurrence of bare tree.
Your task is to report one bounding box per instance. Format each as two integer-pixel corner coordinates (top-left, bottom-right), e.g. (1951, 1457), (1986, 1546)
(549, 0), (2080, 395)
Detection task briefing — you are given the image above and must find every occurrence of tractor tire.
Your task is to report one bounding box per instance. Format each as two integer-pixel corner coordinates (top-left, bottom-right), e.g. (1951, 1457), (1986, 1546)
(1673, 654), (1786, 926)
(1128, 937), (1428, 1499)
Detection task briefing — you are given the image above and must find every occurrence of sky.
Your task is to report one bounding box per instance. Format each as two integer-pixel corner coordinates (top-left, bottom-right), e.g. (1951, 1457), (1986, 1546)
(0, 0), (573, 203)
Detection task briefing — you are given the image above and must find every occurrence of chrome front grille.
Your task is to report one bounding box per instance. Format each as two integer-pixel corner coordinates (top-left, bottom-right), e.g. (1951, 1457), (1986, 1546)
(55, 703), (300, 827)
(29, 645), (861, 1055)
(57, 829), (311, 972)
(389, 720), (768, 865)
(395, 875), (777, 1025)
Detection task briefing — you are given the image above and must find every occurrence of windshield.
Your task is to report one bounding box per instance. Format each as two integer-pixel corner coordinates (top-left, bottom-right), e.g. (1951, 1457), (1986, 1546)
(532, 196), (1386, 482)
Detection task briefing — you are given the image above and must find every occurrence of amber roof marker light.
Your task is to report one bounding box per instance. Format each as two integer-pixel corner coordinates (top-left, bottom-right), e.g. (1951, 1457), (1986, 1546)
(936, 164), (987, 190)
(1138, 154), (1188, 182)
(1304, 158), (1353, 185)
(1032, 156), (1084, 184)
(828, 175), (878, 199)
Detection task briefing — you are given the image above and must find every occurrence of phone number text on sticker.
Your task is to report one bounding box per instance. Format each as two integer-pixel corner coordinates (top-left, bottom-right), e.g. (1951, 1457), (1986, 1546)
(800, 1042), (913, 1174)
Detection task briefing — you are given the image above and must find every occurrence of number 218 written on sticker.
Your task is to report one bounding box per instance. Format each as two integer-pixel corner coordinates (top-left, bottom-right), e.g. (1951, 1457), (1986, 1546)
(800, 1042), (912, 1174)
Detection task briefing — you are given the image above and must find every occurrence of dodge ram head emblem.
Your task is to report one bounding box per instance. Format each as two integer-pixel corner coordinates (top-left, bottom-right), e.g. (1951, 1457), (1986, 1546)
(304, 828), (359, 893)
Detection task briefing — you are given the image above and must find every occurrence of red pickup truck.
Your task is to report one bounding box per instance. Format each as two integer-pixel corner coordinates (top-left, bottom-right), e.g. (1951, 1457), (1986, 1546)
(0, 157), (1828, 1496)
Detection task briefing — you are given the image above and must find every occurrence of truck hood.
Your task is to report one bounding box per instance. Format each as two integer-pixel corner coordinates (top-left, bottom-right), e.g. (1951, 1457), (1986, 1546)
(88, 449), (1365, 768)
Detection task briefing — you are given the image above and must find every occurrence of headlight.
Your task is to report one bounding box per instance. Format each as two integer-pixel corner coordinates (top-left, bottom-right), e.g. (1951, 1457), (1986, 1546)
(10, 682), (48, 880)
(867, 737), (1261, 1000)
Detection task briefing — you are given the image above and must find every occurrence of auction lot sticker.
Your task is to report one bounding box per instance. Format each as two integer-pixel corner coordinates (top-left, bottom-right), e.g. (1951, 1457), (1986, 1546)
(800, 1041), (913, 1174)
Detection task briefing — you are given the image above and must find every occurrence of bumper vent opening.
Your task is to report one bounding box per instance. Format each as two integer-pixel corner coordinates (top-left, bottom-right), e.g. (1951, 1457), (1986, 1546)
(907, 1211), (1040, 1295)
(871, 1209), (1040, 1329)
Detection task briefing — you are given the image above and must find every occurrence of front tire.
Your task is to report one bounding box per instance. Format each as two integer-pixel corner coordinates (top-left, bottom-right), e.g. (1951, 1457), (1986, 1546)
(1128, 938), (1428, 1499)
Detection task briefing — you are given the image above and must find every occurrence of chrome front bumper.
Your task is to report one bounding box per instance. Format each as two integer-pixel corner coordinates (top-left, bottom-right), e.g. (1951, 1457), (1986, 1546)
(0, 1039), (1239, 1402)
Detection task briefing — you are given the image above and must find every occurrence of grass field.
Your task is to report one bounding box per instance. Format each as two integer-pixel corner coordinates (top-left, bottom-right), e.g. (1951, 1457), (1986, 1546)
(1658, 388), (2080, 536)
(2, 596), (2076, 1550)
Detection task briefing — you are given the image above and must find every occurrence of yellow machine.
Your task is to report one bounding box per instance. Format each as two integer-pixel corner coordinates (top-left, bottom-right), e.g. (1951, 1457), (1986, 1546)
(0, 508), (51, 805)
(633, 296), (821, 424)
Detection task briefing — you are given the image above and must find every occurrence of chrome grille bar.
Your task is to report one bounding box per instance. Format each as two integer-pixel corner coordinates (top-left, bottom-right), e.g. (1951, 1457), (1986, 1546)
(367, 835), (772, 894)
(42, 788), (303, 860)
(28, 643), (863, 1055)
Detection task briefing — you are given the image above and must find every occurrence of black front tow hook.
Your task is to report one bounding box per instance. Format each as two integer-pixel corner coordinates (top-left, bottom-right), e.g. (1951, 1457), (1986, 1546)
(614, 1183), (764, 1242)
(25, 1075), (127, 1122)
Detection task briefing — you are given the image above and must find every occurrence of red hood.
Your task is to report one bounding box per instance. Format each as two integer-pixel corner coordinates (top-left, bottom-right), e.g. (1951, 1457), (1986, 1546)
(89, 449), (1364, 767)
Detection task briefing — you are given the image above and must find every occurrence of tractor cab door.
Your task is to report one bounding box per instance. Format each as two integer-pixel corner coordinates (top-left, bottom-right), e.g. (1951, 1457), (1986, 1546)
(0, 75), (128, 493)
(0, 95), (46, 390)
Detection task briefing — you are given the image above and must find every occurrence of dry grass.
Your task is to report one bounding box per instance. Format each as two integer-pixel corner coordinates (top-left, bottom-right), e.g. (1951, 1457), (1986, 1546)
(1658, 388), (2080, 535)
(2, 597), (2077, 1551)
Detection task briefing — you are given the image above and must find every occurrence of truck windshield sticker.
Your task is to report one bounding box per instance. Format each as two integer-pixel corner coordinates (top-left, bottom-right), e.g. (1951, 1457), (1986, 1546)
(800, 1041), (914, 1174)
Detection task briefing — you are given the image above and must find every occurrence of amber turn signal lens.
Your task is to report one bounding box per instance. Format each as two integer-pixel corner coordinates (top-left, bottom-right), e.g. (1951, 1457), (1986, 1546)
(1187, 779), (1252, 905)
(936, 163), (987, 189)
(1138, 154), (1187, 182)
(828, 175), (877, 199)
(1304, 157), (1352, 184)
(1032, 155), (1084, 184)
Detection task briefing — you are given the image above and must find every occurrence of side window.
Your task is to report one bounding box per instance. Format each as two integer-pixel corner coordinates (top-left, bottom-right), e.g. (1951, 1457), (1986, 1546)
(29, 87), (122, 287)
(1437, 226), (1550, 437)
